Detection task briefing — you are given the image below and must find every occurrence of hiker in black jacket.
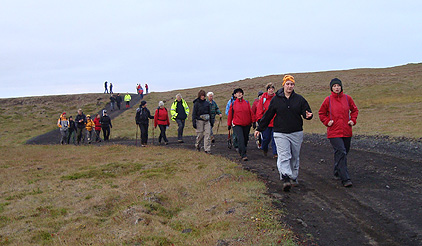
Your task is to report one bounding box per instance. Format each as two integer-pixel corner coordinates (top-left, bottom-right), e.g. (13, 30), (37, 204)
(192, 90), (212, 153)
(67, 116), (77, 145)
(115, 93), (123, 110)
(100, 110), (112, 141)
(135, 101), (154, 146)
(75, 109), (87, 145)
(255, 75), (313, 192)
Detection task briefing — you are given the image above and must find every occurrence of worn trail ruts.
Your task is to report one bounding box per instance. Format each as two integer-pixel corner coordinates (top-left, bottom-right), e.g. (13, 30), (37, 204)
(27, 130), (422, 245)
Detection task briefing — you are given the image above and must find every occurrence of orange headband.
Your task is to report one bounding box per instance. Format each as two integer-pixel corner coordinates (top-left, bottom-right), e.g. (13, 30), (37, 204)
(282, 75), (295, 86)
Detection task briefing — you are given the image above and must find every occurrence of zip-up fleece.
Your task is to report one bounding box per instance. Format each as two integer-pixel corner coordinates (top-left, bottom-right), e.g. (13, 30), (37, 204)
(227, 98), (254, 127)
(257, 89), (312, 133)
(154, 107), (170, 127)
(318, 91), (358, 138)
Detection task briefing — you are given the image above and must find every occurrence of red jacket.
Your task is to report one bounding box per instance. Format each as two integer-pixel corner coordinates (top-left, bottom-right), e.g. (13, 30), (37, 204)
(93, 117), (102, 131)
(154, 107), (170, 127)
(227, 98), (254, 127)
(319, 92), (358, 138)
(251, 98), (259, 123)
(256, 92), (275, 127)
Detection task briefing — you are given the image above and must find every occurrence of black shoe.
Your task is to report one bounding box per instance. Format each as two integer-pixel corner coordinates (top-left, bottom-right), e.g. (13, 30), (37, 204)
(178, 140), (184, 143)
(283, 181), (292, 192)
(343, 180), (353, 187)
(195, 145), (200, 152)
(165, 142), (169, 145)
(242, 156), (248, 161)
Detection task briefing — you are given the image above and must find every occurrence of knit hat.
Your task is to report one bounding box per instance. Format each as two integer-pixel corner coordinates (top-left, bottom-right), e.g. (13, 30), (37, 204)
(330, 78), (343, 92)
(140, 101), (147, 106)
(258, 90), (264, 97)
(86, 114), (91, 118)
(62, 112), (66, 115)
(282, 75), (295, 86)
(233, 88), (244, 95)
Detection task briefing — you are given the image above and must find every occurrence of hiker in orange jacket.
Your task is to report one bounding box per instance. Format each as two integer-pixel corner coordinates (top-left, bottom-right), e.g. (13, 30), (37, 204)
(85, 115), (95, 144)
(57, 112), (69, 145)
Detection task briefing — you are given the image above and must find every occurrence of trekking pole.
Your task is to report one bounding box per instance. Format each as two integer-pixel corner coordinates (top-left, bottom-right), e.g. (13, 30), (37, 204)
(216, 117), (222, 134)
(152, 119), (155, 145)
(135, 124), (139, 146)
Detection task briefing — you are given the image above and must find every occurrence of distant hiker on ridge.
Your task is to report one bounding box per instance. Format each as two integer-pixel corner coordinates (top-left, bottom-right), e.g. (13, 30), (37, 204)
(145, 84), (149, 94)
(110, 94), (116, 111)
(109, 82), (113, 94)
(170, 93), (189, 143)
(104, 81), (109, 94)
(318, 78), (359, 188)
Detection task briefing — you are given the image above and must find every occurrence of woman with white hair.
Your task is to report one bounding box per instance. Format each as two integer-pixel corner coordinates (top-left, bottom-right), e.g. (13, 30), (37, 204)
(207, 91), (222, 143)
(154, 101), (170, 145)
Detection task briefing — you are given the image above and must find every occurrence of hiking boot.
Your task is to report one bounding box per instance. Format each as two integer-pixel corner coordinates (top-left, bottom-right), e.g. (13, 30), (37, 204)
(165, 142), (169, 145)
(195, 145), (200, 152)
(205, 151), (211, 154)
(211, 136), (215, 143)
(178, 140), (184, 143)
(242, 156), (248, 161)
(333, 175), (341, 180)
(282, 181), (292, 192)
(273, 154), (278, 159)
(263, 150), (268, 156)
(343, 180), (353, 187)
(291, 179), (299, 187)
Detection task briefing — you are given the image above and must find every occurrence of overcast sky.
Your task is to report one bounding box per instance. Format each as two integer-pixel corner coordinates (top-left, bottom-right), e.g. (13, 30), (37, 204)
(1, 0), (421, 98)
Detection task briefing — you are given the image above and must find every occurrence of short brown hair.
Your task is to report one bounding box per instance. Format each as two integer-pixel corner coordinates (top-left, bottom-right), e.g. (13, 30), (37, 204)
(266, 83), (275, 91)
(197, 90), (206, 98)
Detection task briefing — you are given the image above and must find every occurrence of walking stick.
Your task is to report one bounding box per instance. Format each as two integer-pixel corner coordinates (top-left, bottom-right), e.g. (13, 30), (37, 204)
(152, 119), (155, 145)
(135, 124), (139, 146)
(227, 129), (232, 149)
(216, 117), (222, 134)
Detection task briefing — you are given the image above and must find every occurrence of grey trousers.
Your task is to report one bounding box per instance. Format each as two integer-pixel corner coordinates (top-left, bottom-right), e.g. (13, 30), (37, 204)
(273, 131), (303, 181)
(195, 120), (211, 152)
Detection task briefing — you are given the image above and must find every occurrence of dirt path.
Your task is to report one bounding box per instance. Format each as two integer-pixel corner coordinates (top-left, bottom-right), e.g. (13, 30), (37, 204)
(26, 129), (422, 245)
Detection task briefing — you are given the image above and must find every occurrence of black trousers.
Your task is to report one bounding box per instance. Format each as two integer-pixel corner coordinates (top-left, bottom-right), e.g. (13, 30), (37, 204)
(139, 123), (149, 144)
(158, 125), (168, 143)
(329, 137), (352, 182)
(233, 125), (251, 158)
(175, 119), (185, 140)
(102, 126), (111, 141)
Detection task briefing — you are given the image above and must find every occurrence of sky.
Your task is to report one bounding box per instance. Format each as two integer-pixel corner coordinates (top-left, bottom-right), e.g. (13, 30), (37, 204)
(1, 0), (421, 98)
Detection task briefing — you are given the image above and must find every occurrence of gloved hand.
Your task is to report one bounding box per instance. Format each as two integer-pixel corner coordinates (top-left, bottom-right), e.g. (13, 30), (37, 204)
(252, 122), (256, 129)
(228, 125), (231, 130)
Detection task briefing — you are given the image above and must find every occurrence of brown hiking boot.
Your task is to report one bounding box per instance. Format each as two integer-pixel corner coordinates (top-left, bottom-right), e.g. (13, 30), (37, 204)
(282, 181), (291, 192)
(343, 180), (353, 187)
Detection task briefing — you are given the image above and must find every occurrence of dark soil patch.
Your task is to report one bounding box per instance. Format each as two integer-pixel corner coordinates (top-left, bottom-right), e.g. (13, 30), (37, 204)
(27, 130), (422, 246)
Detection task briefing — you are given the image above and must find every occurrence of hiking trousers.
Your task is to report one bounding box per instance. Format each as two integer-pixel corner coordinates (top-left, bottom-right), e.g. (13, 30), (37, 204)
(273, 131), (303, 181)
(158, 125), (168, 143)
(102, 126), (111, 141)
(139, 123), (149, 144)
(76, 128), (85, 144)
(233, 125), (251, 158)
(95, 130), (102, 142)
(261, 127), (277, 155)
(86, 130), (94, 143)
(175, 119), (185, 141)
(67, 131), (76, 144)
(195, 120), (211, 152)
(329, 137), (351, 182)
(60, 129), (68, 144)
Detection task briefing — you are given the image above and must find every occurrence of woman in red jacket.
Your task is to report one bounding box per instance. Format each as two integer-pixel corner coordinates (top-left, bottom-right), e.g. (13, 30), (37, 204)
(227, 88), (254, 161)
(256, 83), (277, 158)
(154, 101), (170, 145)
(93, 114), (102, 142)
(319, 78), (359, 187)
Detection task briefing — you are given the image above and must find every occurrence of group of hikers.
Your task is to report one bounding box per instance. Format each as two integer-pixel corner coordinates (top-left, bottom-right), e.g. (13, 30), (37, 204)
(60, 75), (359, 191)
(57, 109), (113, 145)
(136, 84), (148, 99)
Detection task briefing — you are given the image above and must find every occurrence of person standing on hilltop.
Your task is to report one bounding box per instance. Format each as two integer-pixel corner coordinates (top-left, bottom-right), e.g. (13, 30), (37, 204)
(319, 78), (359, 188)
(139, 85), (144, 99)
(115, 93), (123, 110)
(124, 93), (132, 109)
(256, 83), (277, 158)
(193, 90), (212, 153)
(109, 82), (113, 94)
(75, 109), (87, 145)
(135, 101), (154, 147)
(255, 75), (313, 192)
(154, 101), (170, 145)
(170, 93), (189, 143)
(100, 110), (112, 141)
(104, 81), (109, 94)
(145, 84), (149, 94)
(227, 88), (254, 161)
(207, 92), (222, 143)
(57, 112), (69, 145)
